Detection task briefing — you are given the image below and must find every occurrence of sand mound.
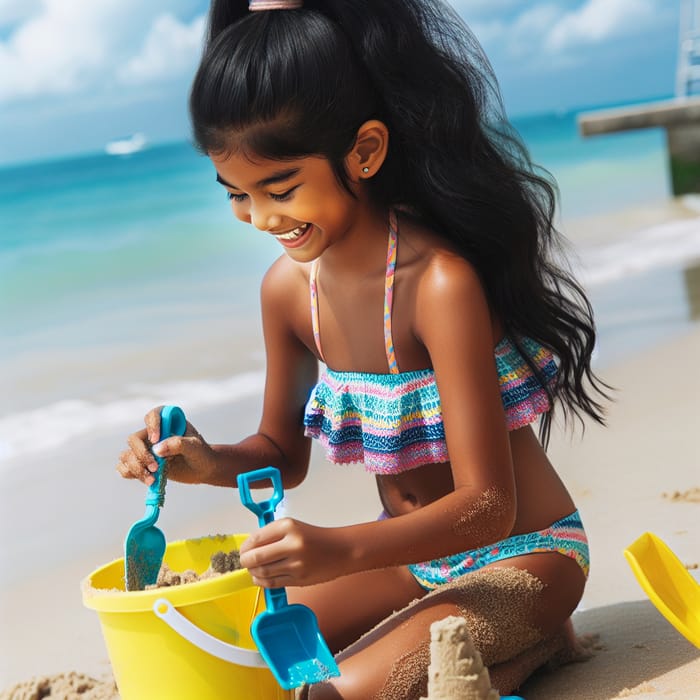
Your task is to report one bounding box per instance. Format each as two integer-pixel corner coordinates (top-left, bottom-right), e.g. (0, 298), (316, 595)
(0, 672), (118, 700)
(145, 548), (241, 588)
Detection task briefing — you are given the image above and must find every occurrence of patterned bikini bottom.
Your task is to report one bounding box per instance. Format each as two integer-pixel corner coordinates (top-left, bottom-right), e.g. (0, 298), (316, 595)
(407, 510), (590, 591)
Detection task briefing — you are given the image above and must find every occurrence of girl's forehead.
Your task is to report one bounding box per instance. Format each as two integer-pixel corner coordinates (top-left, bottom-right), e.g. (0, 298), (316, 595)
(211, 150), (302, 170)
(210, 151), (327, 186)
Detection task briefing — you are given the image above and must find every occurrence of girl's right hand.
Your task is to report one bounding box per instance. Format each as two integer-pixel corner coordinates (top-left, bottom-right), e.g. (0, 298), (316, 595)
(116, 406), (216, 485)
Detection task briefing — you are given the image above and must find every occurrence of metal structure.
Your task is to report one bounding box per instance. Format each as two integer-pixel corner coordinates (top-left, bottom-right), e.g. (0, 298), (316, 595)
(677, 0), (700, 97)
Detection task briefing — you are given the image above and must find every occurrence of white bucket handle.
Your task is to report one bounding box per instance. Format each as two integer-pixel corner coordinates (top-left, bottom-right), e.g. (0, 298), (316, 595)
(153, 598), (268, 669)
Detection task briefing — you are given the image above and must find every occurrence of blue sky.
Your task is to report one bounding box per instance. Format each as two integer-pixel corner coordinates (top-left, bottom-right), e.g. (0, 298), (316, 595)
(0, 0), (681, 166)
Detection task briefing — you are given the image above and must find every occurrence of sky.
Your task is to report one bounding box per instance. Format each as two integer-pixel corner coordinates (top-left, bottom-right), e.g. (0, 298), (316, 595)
(0, 0), (682, 166)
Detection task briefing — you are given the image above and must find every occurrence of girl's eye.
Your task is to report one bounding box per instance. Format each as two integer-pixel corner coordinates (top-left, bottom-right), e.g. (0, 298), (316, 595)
(270, 186), (299, 202)
(227, 192), (247, 202)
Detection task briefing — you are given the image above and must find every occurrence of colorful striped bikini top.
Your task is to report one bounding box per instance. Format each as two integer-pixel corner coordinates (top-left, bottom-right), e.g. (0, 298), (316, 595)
(303, 211), (558, 475)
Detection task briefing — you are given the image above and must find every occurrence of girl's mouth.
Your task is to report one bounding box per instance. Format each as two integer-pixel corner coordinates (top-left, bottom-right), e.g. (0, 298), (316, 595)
(273, 223), (312, 248)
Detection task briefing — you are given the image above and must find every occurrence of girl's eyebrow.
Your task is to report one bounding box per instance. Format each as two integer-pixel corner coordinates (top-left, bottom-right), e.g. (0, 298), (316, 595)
(215, 167), (301, 189)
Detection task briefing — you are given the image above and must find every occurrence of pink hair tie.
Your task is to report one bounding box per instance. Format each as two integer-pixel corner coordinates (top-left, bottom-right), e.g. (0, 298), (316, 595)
(249, 0), (302, 9)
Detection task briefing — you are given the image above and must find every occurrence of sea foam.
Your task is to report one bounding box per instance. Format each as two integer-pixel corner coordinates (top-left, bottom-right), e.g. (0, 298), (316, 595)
(0, 370), (265, 463)
(576, 214), (700, 287)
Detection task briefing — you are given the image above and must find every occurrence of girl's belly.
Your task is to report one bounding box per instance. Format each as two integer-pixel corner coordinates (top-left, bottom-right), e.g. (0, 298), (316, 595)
(376, 461), (454, 516)
(375, 426), (577, 533)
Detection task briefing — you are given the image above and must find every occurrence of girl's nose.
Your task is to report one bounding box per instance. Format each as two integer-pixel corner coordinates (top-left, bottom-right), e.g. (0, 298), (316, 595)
(250, 204), (281, 232)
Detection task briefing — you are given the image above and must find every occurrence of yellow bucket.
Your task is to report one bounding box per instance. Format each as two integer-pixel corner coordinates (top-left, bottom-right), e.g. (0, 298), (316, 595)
(82, 533), (293, 700)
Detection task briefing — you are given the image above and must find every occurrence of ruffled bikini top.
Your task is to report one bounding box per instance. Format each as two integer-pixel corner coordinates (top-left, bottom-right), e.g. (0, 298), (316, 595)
(303, 211), (557, 474)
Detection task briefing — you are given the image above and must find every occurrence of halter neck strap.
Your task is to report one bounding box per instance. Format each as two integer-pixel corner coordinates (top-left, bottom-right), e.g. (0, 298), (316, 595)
(309, 211), (399, 373)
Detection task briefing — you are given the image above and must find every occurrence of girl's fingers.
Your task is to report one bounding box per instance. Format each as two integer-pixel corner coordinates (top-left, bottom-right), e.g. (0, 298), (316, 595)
(127, 430), (160, 473)
(117, 446), (153, 484)
(239, 532), (292, 571)
(143, 405), (164, 445)
(152, 435), (185, 459)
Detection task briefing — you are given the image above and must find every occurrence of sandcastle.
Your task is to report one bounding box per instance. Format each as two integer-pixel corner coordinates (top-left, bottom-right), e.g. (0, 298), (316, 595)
(421, 615), (500, 700)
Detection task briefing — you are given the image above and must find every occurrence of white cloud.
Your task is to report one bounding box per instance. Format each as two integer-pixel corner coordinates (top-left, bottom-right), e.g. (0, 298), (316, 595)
(545, 0), (657, 53)
(507, 4), (565, 57)
(0, 0), (115, 100)
(117, 13), (205, 85)
(0, 0), (43, 27)
(0, 0), (205, 102)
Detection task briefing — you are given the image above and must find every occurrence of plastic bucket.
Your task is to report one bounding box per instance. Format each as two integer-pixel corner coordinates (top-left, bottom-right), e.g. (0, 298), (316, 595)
(82, 533), (292, 700)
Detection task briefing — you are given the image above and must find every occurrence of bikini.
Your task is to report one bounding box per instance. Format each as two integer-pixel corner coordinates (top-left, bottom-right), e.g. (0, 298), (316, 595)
(303, 211), (590, 590)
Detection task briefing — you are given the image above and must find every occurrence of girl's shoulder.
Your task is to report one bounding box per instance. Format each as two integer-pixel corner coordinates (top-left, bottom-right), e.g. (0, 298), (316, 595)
(261, 254), (311, 298)
(260, 255), (318, 345)
(399, 217), (483, 299)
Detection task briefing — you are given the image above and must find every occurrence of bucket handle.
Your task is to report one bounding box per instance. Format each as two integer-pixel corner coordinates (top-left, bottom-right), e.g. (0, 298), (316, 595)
(153, 598), (268, 669)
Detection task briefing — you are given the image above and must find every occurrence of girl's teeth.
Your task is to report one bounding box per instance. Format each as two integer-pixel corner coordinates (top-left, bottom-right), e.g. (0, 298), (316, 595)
(276, 224), (309, 240)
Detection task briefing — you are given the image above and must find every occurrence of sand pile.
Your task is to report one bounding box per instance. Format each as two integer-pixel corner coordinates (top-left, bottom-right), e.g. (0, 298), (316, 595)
(0, 672), (118, 700)
(421, 616), (499, 700)
(146, 548), (241, 588)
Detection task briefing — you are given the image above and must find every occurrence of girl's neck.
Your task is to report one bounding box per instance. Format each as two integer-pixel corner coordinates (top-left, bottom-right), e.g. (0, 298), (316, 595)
(319, 204), (392, 278)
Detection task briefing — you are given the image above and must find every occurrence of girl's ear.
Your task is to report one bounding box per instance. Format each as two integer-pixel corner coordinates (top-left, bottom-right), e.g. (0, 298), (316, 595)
(346, 120), (389, 180)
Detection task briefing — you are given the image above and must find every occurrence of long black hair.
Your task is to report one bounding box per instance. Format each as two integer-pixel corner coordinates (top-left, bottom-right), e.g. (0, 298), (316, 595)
(189, 0), (611, 443)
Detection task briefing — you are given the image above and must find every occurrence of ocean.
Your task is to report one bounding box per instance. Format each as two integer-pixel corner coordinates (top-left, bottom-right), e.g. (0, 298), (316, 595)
(2, 106), (700, 463)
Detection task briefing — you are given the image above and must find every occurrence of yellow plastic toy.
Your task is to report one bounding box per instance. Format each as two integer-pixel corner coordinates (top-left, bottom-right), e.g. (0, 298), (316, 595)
(624, 532), (700, 648)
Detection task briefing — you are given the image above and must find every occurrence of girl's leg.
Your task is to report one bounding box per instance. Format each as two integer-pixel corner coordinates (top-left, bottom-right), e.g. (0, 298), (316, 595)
(298, 551), (587, 699)
(287, 565), (427, 653)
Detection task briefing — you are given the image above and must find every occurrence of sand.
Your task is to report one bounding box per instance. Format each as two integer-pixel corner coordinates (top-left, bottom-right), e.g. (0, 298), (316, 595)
(0, 672), (118, 700)
(1, 206), (699, 697)
(145, 549), (242, 588)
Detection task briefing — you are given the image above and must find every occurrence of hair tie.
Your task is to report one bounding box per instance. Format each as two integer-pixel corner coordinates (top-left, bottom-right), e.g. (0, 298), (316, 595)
(249, 0), (302, 10)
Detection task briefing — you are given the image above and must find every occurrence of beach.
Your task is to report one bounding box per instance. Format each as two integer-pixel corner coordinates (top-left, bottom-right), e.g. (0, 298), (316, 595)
(1, 118), (700, 697)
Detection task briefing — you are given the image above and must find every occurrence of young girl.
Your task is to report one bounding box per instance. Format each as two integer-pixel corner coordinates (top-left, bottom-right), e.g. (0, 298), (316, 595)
(118, 0), (609, 696)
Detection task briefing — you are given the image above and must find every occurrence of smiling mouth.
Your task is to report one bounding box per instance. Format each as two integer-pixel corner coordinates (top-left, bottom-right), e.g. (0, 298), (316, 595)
(273, 223), (310, 240)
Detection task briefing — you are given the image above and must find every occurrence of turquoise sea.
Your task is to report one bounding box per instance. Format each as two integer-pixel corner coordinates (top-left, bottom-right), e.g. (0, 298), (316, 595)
(2, 105), (699, 463)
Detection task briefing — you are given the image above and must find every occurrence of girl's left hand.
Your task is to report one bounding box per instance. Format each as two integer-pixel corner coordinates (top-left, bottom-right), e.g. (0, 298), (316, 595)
(239, 519), (351, 588)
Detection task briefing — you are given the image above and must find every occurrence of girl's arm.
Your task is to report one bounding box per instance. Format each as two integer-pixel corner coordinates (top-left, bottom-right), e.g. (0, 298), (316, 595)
(241, 253), (518, 585)
(118, 257), (318, 490)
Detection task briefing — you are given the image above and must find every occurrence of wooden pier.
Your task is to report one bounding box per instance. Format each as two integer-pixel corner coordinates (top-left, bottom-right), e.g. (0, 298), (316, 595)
(578, 97), (700, 195)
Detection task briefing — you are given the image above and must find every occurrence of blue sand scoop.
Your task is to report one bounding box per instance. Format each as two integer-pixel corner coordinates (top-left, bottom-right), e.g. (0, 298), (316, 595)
(124, 405), (187, 591)
(237, 467), (341, 690)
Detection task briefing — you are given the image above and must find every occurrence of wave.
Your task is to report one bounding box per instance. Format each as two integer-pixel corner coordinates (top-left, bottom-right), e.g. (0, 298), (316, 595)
(0, 370), (265, 464)
(576, 213), (700, 287)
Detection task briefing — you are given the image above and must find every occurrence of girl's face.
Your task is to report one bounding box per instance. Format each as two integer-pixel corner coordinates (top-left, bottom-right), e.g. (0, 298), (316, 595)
(210, 150), (362, 263)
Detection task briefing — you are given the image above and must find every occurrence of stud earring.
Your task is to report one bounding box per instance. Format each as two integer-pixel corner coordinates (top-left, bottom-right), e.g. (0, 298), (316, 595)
(362, 167), (370, 173)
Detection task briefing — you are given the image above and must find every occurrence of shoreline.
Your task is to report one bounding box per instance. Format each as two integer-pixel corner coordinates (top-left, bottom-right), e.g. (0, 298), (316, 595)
(2, 195), (700, 465)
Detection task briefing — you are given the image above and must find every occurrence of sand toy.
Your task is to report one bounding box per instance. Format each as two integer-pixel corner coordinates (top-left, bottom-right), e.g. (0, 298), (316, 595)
(237, 466), (341, 689)
(124, 405), (187, 590)
(624, 531), (700, 648)
(420, 615), (524, 700)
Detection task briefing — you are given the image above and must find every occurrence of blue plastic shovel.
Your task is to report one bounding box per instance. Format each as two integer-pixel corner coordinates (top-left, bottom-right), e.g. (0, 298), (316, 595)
(124, 405), (187, 591)
(237, 466), (341, 690)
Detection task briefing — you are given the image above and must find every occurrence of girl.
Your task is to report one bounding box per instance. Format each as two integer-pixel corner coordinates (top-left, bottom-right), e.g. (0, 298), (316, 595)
(118, 0), (609, 696)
